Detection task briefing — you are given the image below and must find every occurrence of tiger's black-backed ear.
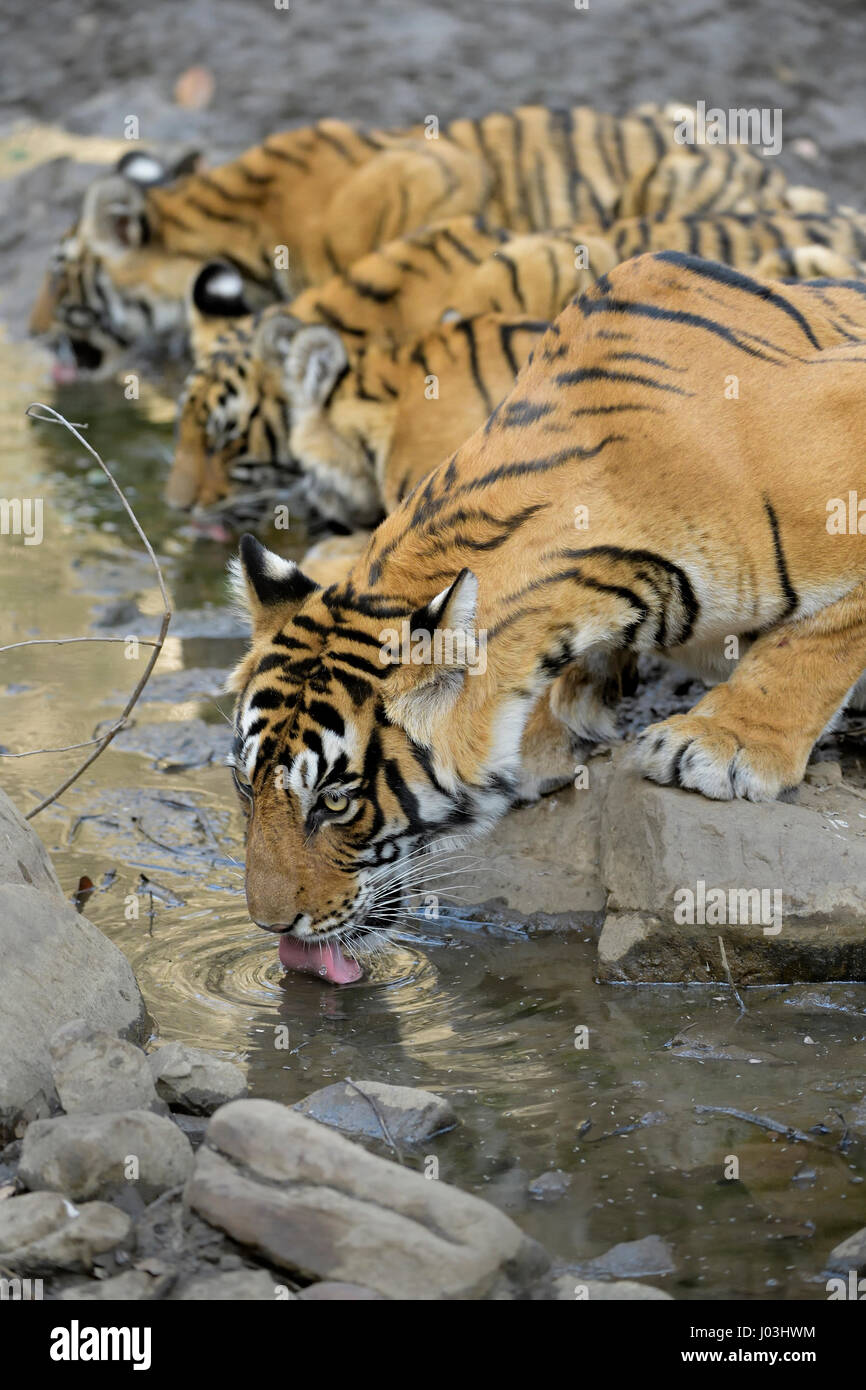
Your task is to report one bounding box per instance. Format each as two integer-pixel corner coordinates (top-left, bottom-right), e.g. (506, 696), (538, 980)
(407, 567), (479, 645)
(169, 148), (203, 180)
(116, 148), (202, 186)
(229, 534), (320, 635)
(192, 262), (251, 320)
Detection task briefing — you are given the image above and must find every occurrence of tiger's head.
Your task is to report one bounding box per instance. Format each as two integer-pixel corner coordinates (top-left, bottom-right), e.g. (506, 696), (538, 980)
(169, 264), (383, 536)
(30, 150), (205, 379)
(229, 535), (498, 983)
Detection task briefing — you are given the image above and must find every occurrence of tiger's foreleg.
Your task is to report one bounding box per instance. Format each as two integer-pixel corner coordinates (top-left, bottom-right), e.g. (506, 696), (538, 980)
(633, 580), (866, 801)
(516, 655), (638, 803)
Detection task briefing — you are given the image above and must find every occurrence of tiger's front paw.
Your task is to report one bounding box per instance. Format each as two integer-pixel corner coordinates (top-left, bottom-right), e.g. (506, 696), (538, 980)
(632, 713), (801, 802)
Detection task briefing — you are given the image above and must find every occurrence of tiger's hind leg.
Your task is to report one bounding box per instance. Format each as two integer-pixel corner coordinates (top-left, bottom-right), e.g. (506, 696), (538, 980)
(634, 580), (866, 802)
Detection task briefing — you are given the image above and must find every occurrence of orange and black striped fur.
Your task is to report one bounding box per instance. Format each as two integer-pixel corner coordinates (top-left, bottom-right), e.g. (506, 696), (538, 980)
(30, 104), (790, 375)
(169, 307), (549, 532)
(168, 221), (620, 525)
(171, 207), (866, 536)
(608, 207), (866, 280)
(228, 252), (866, 957)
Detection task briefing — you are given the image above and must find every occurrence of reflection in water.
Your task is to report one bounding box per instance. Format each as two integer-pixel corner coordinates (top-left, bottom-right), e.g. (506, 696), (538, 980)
(1, 340), (865, 1300)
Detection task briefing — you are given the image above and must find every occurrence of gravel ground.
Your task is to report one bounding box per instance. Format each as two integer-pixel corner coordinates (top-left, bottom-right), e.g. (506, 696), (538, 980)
(0, 0), (863, 198)
(0, 0), (864, 342)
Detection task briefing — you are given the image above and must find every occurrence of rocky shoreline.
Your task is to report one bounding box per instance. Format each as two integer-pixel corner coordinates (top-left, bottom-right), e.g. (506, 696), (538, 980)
(3, 781), (866, 1301)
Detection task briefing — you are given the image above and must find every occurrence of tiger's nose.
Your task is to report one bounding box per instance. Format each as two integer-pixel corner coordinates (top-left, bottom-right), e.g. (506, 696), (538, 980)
(253, 914), (308, 935)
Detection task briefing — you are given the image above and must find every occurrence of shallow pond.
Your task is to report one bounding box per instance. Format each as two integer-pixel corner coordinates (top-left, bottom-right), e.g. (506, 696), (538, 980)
(2, 337), (865, 1300)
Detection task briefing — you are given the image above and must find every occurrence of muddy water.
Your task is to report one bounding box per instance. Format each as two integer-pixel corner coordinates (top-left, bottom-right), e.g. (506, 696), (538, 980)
(2, 338), (865, 1300)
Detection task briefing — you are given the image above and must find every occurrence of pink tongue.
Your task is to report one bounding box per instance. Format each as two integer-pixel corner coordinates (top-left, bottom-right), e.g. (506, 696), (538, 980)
(190, 516), (234, 543)
(278, 932), (363, 985)
(51, 360), (78, 385)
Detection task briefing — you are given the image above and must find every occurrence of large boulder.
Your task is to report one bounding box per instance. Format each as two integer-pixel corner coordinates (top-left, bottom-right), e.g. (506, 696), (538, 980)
(19, 1110), (194, 1202)
(598, 761), (866, 983)
(0, 789), (149, 1140)
(185, 1099), (549, 1300)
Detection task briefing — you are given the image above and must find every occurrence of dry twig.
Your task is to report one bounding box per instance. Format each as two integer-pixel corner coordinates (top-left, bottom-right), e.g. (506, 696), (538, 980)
(694, 1105), (818, 1145)
(344, 1078), (405, 1164)
(718, 935), (747, 1014)
(3, 404), (172, 819)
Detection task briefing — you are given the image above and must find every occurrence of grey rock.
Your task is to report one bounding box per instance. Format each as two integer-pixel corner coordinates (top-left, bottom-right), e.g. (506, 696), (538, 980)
(170, 1114), (210, 1147)
(112, 719), (232, 770)
(462, 767), (611, 917)
(598, 760), (866, 984)
(51, 1021), (163, 1117)
(148, 1042), (247, 1116)
(134, 667), (229, 704)
(295, 1080), (455, 1145)
(185, 1099), (548, 1300)
(20, 1109), (194, 1202)
(528, 1169), (572, 1201)
(0, 786), (62, 895)
(580, 1235), (677, 1279)
(553, 1274), (673, 1300)
(57, 1269), (166, 1300)
(0, 1191), (71, 1251)
(825, 1226), (866, 1275)
(0, 789), (149, 1142)
(173, 1269), (293, 1300)
(1, 1197), (131, 1274)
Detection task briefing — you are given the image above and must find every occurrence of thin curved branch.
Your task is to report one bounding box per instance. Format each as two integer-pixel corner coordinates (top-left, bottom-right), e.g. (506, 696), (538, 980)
(16, 404), (172, 820)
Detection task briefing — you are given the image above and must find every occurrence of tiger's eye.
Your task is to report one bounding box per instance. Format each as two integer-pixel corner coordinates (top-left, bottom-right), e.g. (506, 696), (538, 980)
(323, 790), (349, 813)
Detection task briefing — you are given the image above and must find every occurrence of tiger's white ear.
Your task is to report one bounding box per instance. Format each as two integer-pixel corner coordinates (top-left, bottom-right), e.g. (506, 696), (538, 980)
(283, 325), (348, 404)
(82, 175), (150, 253)
(254, 306), (303, 367)
(229, 533), (320, 637)
(383, 569), (481, 747)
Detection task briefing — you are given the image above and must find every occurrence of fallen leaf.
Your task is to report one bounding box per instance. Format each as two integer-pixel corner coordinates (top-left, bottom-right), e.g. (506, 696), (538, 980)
(174, 66), (215, 110)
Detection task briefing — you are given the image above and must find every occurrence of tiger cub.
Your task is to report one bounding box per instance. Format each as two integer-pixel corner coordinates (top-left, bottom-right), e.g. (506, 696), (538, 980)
(227, 253), (866, 976)
(30, 103), (789, 376)
(169, 309), (550, 532)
